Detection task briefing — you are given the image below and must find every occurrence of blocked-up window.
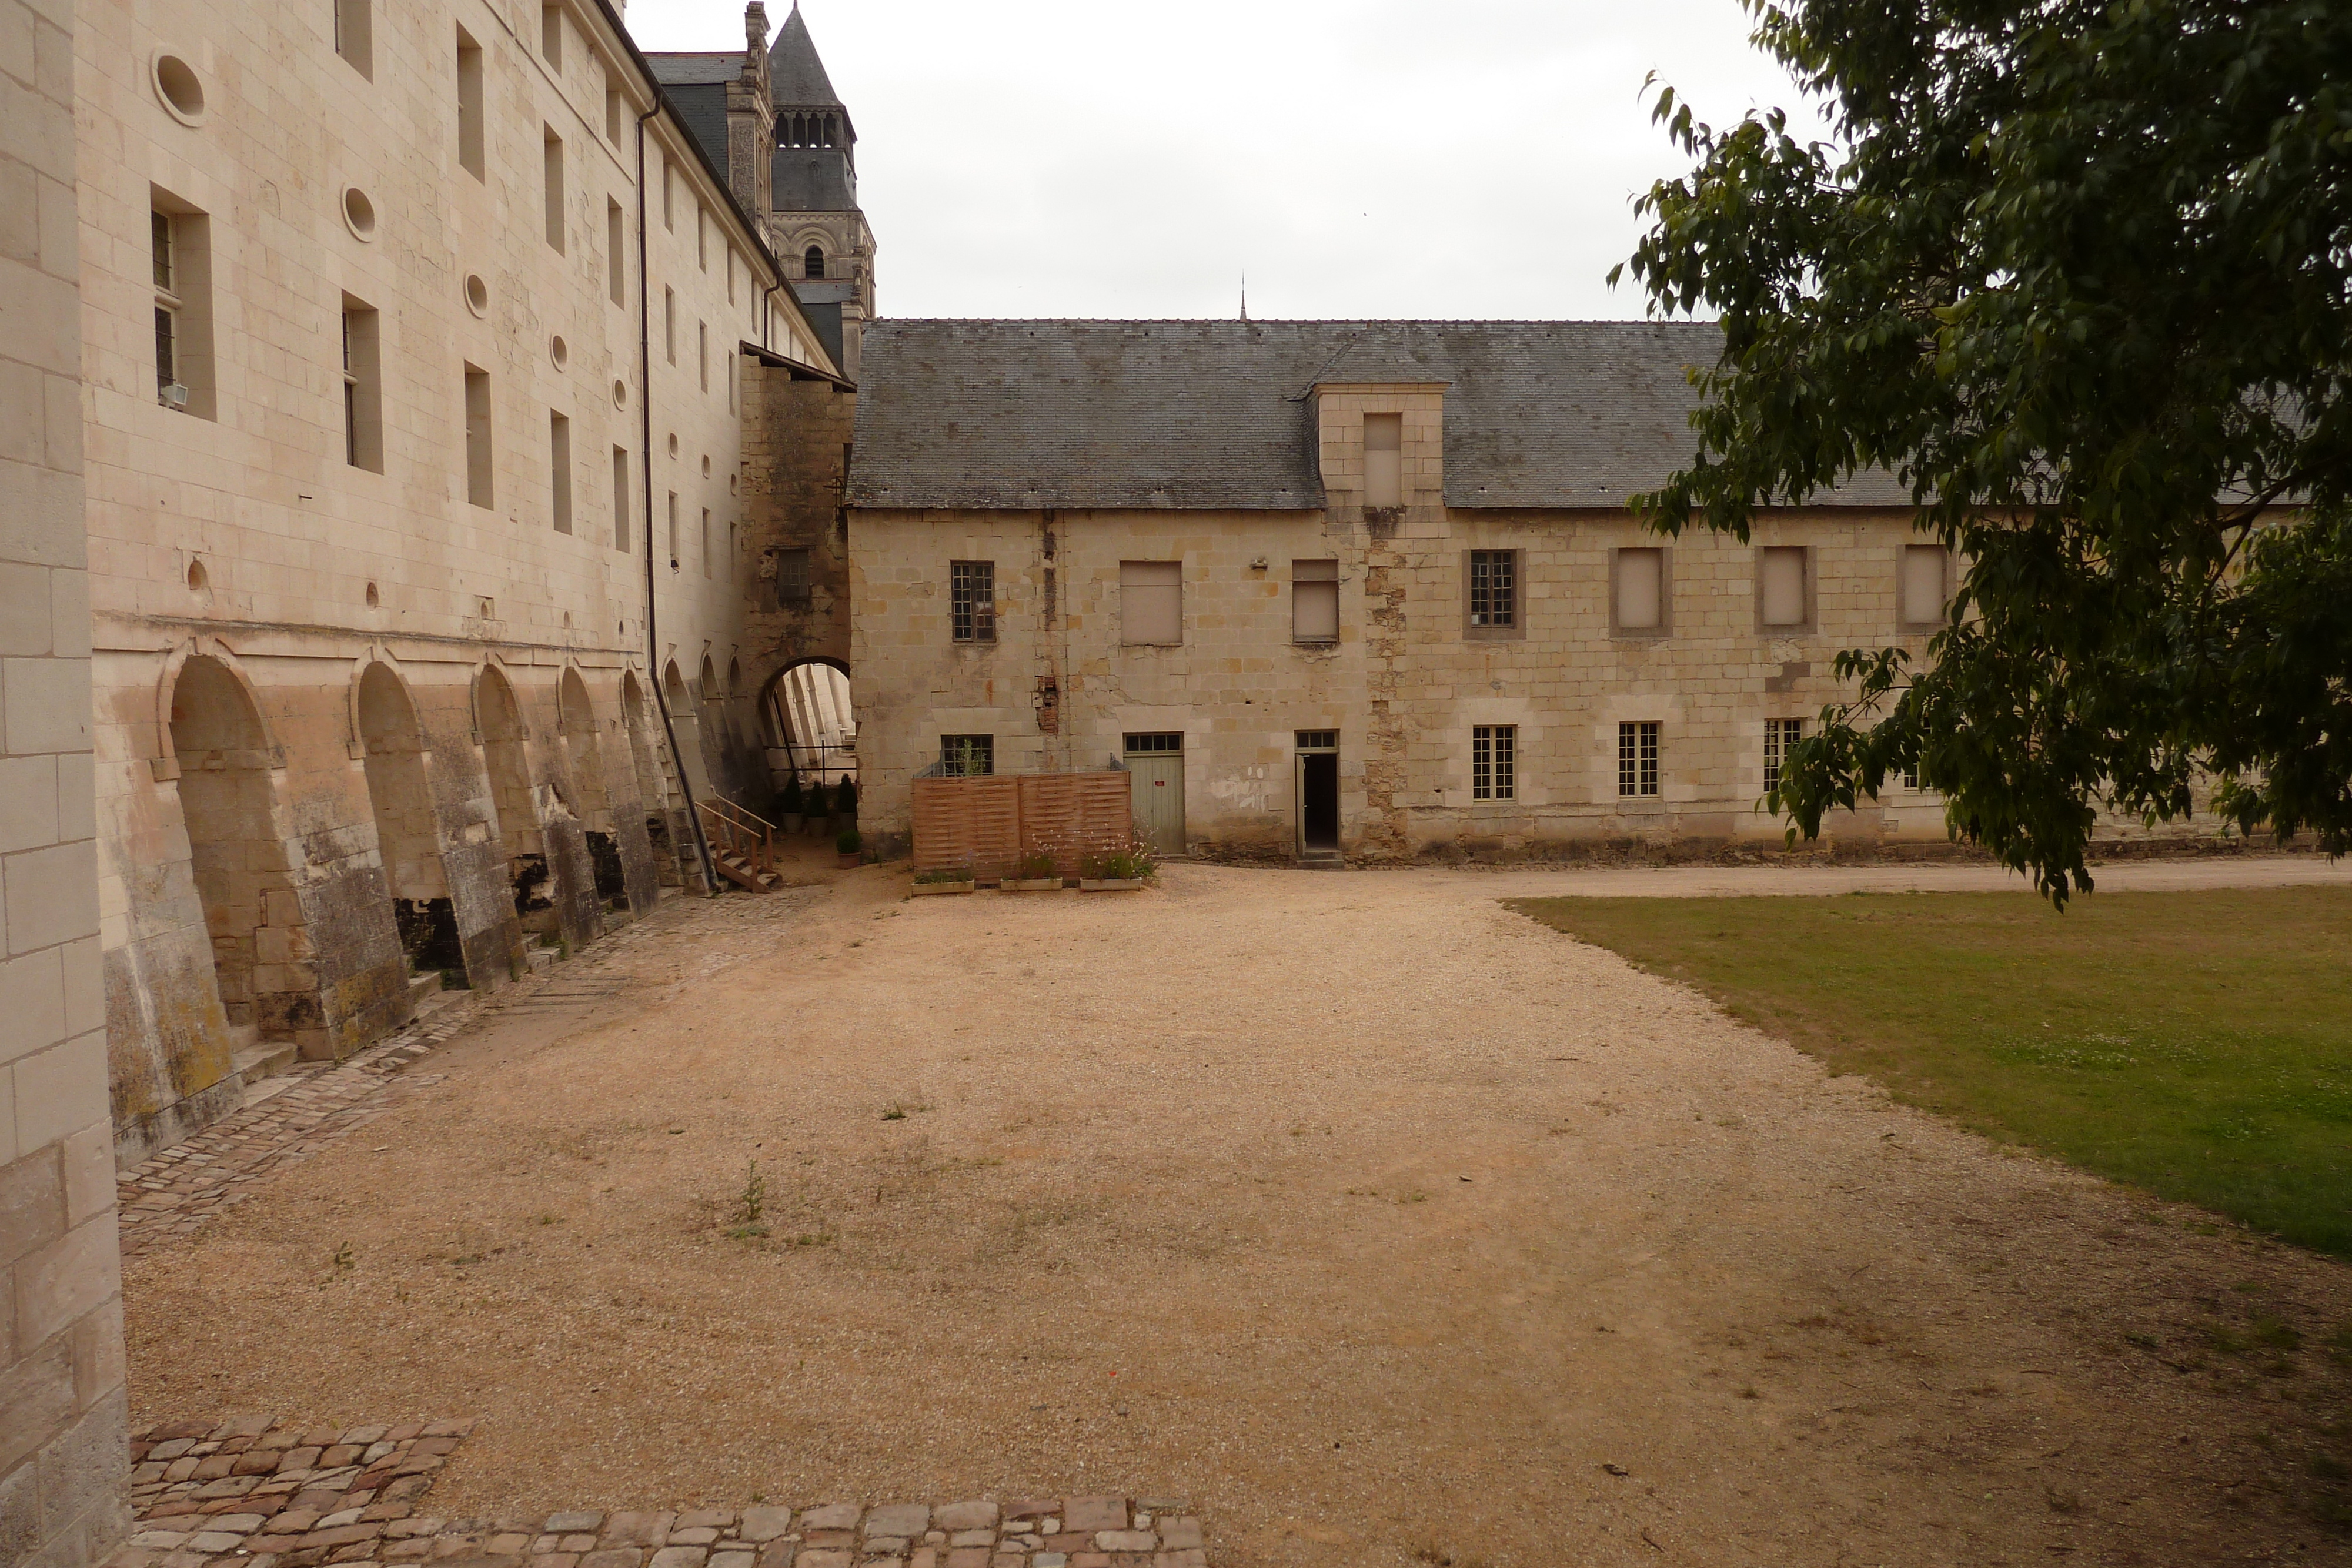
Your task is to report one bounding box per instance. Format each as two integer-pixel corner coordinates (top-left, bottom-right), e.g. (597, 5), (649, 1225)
(1364, 413), (1402, 509)
(335, 0), (372, 78)
(543, 129), (566, 252)
(1764, 717), (1803, 793)
(664, 288), (676, 362)
(699, 320), (708, 392)
(456, 31), (485, 179)
(1473, 725), (1515, 801)
(697, 207), (708, 270)
(605, 78), (623, 144)
(463, 365), (493, 507)
(950, 560), (995, 643)
(1618, 721), (1660, 798)
(1902, 544), (1950, 626)
(666, 491), (678, 567)
(662, 159), (674, 230)
(612, 447), (630, 551)
(777, 547), (811, 604)
(1121, 561), (1182, 646)
(540, 2), (562, 66)
(1615, 547), (1664, 631)
(549, 412), (572, 533)
(1468, 549), (1517, 630)
(940, 734), (994, 777)
(1293, 559), (1339, 642)
(606, 200), (626, 305)
(700, 507), (711, 576)
(1759, 546), (1808, 628)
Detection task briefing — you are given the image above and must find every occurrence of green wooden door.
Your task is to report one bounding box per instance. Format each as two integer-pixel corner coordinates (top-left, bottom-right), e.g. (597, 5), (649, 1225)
(1124, 734), (1185, 854)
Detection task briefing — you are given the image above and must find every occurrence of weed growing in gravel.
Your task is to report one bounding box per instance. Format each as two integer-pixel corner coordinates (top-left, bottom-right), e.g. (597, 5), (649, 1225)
(728, 1159), (769, 1240)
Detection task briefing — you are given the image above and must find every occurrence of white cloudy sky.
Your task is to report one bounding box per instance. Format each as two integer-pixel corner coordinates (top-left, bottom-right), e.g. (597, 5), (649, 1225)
(623, 0), (1833, 322)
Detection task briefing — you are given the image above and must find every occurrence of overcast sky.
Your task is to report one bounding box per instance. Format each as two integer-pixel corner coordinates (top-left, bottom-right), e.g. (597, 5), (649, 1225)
(623, 0), (1832, 322)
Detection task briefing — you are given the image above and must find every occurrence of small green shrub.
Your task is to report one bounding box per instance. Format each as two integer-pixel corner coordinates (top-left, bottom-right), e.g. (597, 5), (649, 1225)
(1081, 837), (1161, 881)
(780, 774), (805, 815)
(1017, 850), (1058, 879)
(837, 827), (862, 855)
(835, 776), (858, 817)
(914, 864), (974, 885)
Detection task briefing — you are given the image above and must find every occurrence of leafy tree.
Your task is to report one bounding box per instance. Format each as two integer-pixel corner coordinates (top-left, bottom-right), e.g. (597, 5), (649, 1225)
(1615, 0), (2352, 902)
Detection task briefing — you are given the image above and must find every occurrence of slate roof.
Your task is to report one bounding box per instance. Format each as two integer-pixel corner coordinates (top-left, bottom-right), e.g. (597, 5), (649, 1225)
(846, 320), (1914, 511)
(769, 5), (843, 108)
(645, 52), (740, 86)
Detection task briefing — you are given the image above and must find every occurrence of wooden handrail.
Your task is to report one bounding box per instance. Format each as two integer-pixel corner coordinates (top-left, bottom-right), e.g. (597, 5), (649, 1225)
(697, 797), (776, 877)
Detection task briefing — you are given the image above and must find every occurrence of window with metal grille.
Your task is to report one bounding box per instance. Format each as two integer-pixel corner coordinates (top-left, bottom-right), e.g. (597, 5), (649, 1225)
(1763, 717), (1803, 793)
(777, 547), (811, 604)
(1296, 730), (1338, 750)
(1123, 733), (1181, 753)
(1473, 725), (1515, 801)
(940, 734), (994, 777)
(1469, 549), (1516, 628)
(1618, 721), (1660, 798)
(950, 560), (995, 643)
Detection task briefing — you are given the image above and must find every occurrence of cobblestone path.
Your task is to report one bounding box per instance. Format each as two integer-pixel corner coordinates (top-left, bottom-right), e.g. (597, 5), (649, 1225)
(107, 1419), (1212, 1568)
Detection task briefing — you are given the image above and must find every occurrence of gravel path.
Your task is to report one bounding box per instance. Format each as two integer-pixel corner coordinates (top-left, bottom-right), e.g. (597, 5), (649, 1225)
(123, 861), (2352, 1567)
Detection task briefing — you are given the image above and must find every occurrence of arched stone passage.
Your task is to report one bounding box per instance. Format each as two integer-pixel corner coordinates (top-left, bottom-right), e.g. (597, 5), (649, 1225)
(168, 655), (304, 1045)
(558, 668), (627, 904)
(358, 663), (461, 974)
(477, 666), (551, 924)
(760, 657), (857, 794)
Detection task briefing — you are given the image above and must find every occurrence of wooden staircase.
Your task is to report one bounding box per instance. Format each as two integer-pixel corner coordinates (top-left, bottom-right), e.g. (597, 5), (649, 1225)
(697, 797), (783, 892)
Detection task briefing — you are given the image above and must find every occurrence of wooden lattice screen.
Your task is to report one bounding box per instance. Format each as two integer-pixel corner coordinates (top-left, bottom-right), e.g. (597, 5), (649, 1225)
(911, 770), (1133, 880)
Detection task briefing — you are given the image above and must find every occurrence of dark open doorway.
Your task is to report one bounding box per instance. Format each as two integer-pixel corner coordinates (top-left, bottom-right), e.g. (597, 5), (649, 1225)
(1297, 730), (1339, 854)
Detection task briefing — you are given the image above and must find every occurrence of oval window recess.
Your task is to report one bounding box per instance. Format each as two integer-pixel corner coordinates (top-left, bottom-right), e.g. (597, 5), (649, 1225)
(464, 275), (489, 316)
(365, 580), (380, 609)
(153, 54), (208, 124)
(728, 474), (738, 496)
(611, 378), (628, 409)
(666, 433), (679, 459)
(186, 557), (209, 594)
(700, 455), (711, 477)
(549, 335), (569, 370)
(342, 187), (377, 240)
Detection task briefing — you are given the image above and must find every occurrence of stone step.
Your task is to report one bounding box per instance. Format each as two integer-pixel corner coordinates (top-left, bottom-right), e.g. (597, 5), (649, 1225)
(405, 970), (443, 1009)
(229, 1040), (299, 1088)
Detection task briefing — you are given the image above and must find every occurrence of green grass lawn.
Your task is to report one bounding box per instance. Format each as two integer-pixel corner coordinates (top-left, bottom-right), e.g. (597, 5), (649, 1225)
(1506, 886), (2352, 1261)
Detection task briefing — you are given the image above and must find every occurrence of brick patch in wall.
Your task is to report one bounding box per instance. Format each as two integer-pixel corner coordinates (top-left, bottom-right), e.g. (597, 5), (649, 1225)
(107, 1420), (1212, 1568)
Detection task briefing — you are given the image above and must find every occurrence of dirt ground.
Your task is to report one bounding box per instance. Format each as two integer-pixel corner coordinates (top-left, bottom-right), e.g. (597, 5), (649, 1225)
(124, 857), (2352, 1567)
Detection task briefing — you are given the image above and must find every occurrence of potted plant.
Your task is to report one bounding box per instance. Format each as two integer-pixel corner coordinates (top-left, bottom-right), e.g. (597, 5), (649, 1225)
(833, 775), (858, 835)
(912, 864), (975, 895)
(1080, 838), (1159, 891)
(1004, 848), (1064, 891)
(778, 773), (805, 835)
(835, 826), (862, 869)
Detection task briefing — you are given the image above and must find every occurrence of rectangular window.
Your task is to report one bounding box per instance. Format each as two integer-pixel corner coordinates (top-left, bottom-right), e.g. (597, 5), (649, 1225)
(666, 491), (678, 566)
(727, 351), (736, 413)
(698, 320), (708, 392)
(1613, 546), (1666, 633)
(776, 547), (812, 603)
(1468, 548), (1517, 631)
(696, 207), (707, 270)
(1296, 730), (1338, 750)
(456, 30), (485, 179)
(606, 200), (626, 305)
(726, 249), (737, 305)
(727, 520), (737, 580)
(1124, 732), (1181, 754)
(549, 411), (572, 533)
(539, 2), (562, 67)
(612, 447), (630, 550)
(664, 288), (676, 363)
(1364, 412), (1402, 509)
(463, 365), (493, 507)
(1903, 764), (1922, 790)
(700, 507), (711, 576)
(1759, 545), (1808, 629)
(1902, 543), (1950, 627)
(1618, 720), (1660, 799)
(604, 76), (623, 144)
(150, 196), (212, 417)
(1120, 560), (1183, 646)
(1293, 558), (1339, 643)
(1764, 717), (1803, 793)
(335, 0), (372, 78)
(662, 159), (674, 230)
(543, 129), (566, 252)
(940, 734), (994, 777)
(950, 560), (996, 643)
(1472, 725), (1515, 801)
(341, 296), (381, 471)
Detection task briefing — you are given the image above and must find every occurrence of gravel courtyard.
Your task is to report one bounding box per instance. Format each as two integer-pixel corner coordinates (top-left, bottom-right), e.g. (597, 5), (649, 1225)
(123, 861), (2352, 1567)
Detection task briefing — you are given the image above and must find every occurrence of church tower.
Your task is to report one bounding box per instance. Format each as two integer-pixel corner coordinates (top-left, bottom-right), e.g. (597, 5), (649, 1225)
(769, 4), (874, 377)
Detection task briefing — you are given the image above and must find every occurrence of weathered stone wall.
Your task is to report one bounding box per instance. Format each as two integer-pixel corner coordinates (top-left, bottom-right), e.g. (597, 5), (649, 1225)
(0, 0), (132, 1555)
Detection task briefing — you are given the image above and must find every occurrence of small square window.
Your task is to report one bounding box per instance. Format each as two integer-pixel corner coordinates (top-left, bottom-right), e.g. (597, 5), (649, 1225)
(1618, 721), (1660, 798)
(1764, 717), (1803, 794)
(777, 547), (811, 604)
(950, 560), (995, 643)
(1473, 725), (1515, 801)
(940, 734), (994, 777)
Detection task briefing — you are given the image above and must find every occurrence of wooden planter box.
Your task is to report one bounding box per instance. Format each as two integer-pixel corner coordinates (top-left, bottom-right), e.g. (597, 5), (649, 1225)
(1002, 878), (1065, 891)
(1079, 878), (1147, 891)
(911, 880), (975, 897)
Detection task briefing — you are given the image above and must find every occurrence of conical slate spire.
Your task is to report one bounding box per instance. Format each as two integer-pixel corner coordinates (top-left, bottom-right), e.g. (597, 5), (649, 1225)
(769, 4), (843, 108)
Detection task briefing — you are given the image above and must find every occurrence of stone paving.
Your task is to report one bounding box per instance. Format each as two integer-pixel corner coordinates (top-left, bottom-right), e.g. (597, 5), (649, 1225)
(106, 1420), (1212, 1568)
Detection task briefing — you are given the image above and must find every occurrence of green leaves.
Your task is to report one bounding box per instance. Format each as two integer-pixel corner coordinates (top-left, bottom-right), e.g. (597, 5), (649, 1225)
(1622, 0), (2352, 904)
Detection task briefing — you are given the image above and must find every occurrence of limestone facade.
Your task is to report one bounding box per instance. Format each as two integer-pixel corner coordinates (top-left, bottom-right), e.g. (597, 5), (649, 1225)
(1, 0), (132, 1557)
(74, 0), (842, 1164)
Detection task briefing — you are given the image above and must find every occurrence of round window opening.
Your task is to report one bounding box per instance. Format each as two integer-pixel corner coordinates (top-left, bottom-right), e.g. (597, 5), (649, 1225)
(186, 558), (208, 594)
(550, 335), (569, 370)
(342, 187), (377, 240)
(153, 54), (206, 122)
(464, 274), (489, 316)
(365, 580), (380, 609)
(611, 378), (628, 409)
